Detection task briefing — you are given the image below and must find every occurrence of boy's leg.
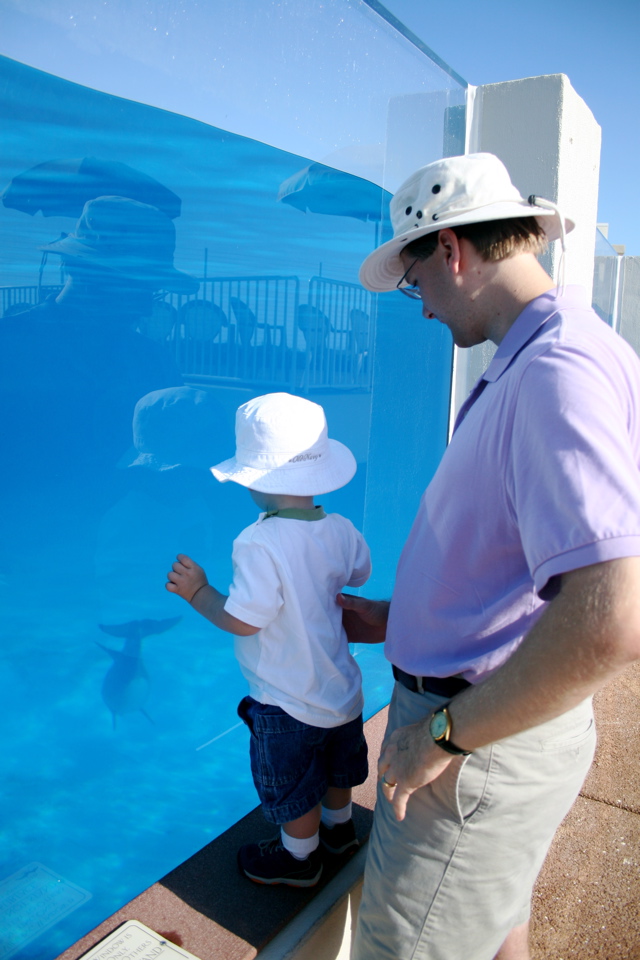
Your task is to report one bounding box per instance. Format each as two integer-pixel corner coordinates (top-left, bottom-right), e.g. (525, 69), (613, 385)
(319, 715), (368, 857)
(323, 786), (352, 810)
(320, 787), (360, 856)
(282, 802), (322, 839)
(236, 697), (326, 886)
(279, 803), (323, 864)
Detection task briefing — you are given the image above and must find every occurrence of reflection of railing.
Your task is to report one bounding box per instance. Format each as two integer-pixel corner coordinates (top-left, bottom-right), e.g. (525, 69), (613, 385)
(1, 284), (62, 317)
(303, 276), (373, 389)
(1, 276), (374, 391)
(168, 275), (299, 386)
(165, 274), (374, 391)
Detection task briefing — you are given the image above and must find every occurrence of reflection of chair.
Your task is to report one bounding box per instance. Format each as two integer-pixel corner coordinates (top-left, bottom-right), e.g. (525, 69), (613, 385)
(349, 308), (370, 378)
(230, 297), (258, 346)
(2, 302), (32, 319)
(297, 304), (332, 349)
(176, 299), (227, 374)
(297, 303), (332, 388)
(137, 300), (177, 342)
(177, 299), (226, 341)
(349, 309), (369, 353)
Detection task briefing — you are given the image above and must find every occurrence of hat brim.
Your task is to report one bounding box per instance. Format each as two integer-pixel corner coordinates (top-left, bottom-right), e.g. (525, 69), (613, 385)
(359, 202), (575, 293)
(39, 237), (199, 294)
(211, 438), (357, 495)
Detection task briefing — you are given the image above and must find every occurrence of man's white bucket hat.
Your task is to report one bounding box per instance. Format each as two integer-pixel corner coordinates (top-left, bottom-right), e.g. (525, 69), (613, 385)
(211, 392), (357, 495)
(359, 153), (575, 292)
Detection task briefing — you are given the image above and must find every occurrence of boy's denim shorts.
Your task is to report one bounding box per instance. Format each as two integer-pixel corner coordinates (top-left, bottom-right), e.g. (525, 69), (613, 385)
(237, 695), (368, 824)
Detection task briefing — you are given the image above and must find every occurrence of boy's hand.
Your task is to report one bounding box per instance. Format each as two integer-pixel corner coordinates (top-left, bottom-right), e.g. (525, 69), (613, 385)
(166, 554), (208, 603)
(337, 594), (389, 644)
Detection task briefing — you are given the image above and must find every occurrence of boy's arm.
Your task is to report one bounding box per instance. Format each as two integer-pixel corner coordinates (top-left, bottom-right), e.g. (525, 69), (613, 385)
(166, 554), (260, 637)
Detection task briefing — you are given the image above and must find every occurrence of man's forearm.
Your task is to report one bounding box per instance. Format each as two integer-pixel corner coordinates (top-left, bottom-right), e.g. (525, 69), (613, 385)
(448, 556), (640, 752)
(378, 557), (640, 821)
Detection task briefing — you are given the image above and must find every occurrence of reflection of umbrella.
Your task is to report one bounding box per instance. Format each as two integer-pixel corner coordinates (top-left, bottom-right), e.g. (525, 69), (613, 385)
(278, 162), (391, 223)
(1, 157), (181, 219)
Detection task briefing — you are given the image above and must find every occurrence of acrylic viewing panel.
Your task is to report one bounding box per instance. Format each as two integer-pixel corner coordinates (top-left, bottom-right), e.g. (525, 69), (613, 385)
(0, 2), (463, 957)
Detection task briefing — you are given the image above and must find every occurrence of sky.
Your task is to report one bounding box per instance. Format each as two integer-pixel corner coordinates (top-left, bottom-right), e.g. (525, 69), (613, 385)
(1, 0), (638, 254)
(381, 0), (640, 255)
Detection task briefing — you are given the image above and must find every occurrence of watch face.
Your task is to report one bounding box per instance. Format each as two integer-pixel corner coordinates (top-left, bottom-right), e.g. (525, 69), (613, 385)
(430, 710), (449, 741)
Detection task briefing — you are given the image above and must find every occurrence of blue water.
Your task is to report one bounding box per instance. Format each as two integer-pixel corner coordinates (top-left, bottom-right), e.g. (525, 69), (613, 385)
(0, 54), (451, 959)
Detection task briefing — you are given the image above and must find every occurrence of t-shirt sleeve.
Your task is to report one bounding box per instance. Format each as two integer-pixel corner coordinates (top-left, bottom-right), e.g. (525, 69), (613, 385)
(509, 344), (640, 594)
(224, 537), (284, 628)
(346, 531), (372, 587)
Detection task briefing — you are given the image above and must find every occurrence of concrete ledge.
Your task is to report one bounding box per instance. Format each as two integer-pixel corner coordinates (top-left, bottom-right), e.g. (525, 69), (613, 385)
(55, 709), (388, 960)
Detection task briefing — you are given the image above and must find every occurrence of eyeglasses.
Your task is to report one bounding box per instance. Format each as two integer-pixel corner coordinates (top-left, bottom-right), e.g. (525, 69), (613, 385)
(396, 258), (421, 300)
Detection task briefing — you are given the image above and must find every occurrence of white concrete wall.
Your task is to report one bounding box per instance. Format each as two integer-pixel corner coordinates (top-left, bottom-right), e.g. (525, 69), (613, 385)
(470, 74), (601, 291)
(453, 74), (602, 421)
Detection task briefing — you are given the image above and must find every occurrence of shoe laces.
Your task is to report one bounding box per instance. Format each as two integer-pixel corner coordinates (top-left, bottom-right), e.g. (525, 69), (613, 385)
(257, 836), (286, 856)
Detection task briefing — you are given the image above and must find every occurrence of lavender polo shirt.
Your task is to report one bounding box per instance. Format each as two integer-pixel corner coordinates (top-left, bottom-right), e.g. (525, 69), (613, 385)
(386, 286), (640, 684)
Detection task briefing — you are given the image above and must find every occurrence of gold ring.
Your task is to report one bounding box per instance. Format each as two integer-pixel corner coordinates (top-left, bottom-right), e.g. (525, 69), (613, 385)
(381, 773), (397, 788)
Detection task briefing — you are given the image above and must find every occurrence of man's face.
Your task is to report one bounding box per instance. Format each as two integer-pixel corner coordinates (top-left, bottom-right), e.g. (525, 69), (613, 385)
(399, 242), (487, 349)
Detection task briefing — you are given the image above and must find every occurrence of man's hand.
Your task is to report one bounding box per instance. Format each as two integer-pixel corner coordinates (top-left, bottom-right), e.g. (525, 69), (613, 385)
(166, 554), (208, 603)
(337, 594), (389, 644)
(378, 718), (453, 821)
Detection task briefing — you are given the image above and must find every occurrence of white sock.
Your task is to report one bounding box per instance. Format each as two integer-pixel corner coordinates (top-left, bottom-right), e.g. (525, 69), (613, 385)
(281, 828), (319, 860)
(321, 801), (352, 828)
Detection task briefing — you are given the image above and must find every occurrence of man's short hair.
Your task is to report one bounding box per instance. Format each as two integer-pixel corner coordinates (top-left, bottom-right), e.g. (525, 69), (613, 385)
(404, 216), (548, 263)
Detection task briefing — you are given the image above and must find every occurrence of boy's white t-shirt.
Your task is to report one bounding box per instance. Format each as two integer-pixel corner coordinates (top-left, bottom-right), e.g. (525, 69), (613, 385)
(224, 509), (371, 728)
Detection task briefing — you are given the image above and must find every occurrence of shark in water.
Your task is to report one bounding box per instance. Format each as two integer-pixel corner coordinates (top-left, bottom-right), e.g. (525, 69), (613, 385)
(97, 616), (181, 728)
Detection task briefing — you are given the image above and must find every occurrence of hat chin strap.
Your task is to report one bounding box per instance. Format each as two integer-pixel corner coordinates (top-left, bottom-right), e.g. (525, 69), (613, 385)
(528, 195), (566, 297)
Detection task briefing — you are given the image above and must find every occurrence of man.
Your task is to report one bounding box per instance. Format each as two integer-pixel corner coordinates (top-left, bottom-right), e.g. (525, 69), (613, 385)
(0, 195), (197, 570)
(0, 196), (195, 482)
(339, 153), (640, 960)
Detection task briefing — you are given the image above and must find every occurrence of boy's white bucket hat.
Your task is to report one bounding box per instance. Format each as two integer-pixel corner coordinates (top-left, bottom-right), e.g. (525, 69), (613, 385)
(359, 153), (575, 292)
(211, 392), (357, 495)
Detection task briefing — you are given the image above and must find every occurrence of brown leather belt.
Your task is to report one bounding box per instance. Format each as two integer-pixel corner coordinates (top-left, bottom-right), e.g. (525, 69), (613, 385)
(392, 664), (471, 698)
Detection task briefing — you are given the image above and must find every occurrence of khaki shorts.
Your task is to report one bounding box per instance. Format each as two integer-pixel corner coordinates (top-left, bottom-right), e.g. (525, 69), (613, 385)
(353, 681), (596, 960)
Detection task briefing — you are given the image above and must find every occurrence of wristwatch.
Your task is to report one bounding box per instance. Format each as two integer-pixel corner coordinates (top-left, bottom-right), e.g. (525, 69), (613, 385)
(429, 704), (472, 756)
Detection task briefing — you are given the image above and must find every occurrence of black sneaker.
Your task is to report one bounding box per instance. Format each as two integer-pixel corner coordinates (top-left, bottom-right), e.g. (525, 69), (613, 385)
(237, 836), (323, 887)
(319, 819), (359, 856)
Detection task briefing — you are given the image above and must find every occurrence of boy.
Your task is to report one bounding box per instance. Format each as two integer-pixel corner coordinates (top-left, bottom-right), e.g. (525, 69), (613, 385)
(166, 392), (371, 887)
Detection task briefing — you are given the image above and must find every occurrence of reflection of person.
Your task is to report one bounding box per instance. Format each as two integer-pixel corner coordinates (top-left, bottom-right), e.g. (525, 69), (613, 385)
(340, 153), (640, 960)
(0, 196), (196, 493)
(166, 392), (371, 887)
(95, 386), (234, 625)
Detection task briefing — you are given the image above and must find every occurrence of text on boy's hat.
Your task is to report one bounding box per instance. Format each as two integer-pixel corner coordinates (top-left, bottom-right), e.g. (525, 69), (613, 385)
(211, 392), (357, 496)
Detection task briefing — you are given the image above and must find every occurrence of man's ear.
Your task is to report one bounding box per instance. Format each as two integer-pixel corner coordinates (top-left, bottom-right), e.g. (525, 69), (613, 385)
(437, 228), (463, 276)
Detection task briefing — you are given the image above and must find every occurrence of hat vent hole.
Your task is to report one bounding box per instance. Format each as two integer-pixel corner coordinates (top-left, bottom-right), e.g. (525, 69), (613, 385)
(432, 184), (441, 194)
(405, 206), (412, 215)
(416, 210), (423, 219)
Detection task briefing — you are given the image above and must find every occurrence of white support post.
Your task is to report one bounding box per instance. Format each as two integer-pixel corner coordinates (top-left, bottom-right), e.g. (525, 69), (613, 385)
(452, 74), (603, 425)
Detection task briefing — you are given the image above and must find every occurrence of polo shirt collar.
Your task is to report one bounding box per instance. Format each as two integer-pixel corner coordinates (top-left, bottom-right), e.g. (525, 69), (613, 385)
(482, 286), (587, 383)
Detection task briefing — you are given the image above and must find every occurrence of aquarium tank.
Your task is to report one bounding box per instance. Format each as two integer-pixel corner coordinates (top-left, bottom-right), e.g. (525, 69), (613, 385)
(0, 1), (466, 956)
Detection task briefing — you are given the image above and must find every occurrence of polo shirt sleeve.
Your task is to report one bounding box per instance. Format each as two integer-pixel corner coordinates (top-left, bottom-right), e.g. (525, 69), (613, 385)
(224, 536), (284, 628)
(508, 342), (640, 594)
(347, 531), (372, 587)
